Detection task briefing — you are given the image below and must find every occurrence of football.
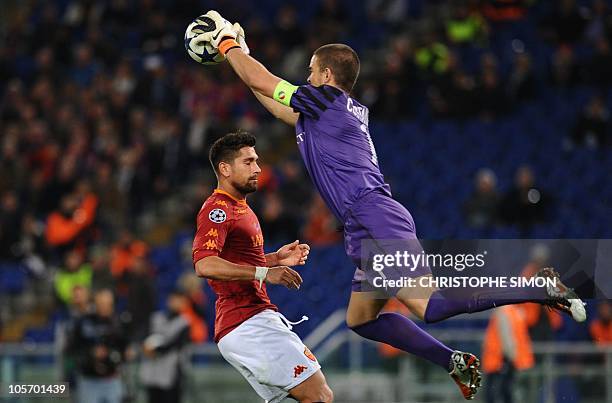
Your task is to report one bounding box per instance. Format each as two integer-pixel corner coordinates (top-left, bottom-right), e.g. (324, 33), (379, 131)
(184, 15), (225, 65)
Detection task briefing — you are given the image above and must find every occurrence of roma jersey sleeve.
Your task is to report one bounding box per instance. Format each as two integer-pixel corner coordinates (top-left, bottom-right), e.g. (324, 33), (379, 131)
(192, 202), (232, 265)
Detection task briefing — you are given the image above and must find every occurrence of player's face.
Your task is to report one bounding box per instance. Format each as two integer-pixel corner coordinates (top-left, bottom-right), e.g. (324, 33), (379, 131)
(229, 146), (261, 194)
(307, 55), (328, 87)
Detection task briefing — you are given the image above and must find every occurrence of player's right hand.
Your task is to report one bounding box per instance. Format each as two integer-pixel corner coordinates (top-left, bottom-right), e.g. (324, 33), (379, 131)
(266, 266), (303, 290)
(199, 10), (237, 48)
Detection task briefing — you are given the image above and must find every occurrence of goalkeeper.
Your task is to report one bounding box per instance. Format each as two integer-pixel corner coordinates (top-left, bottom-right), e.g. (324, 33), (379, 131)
(194, 10), (586, 400)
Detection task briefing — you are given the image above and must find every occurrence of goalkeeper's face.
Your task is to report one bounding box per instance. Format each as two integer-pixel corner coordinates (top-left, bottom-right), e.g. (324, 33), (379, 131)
(307, 55), (329, 87)
(225, 146), (261, 195)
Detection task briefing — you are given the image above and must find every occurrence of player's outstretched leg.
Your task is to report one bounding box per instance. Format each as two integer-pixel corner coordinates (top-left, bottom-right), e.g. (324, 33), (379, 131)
(347, 292), (482, 400)
(402, 268), (587, 324)
(289, 370), (333, 403)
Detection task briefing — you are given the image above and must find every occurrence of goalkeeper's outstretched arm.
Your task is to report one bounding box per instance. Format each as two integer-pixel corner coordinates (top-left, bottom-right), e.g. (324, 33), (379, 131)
(225, 48), (299, 126)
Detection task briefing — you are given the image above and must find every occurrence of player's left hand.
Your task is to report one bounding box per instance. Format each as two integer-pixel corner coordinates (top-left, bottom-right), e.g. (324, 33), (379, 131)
(277, 240), (310, 266)
(198, 10), (237, 48)
(233, 22), (250, 55)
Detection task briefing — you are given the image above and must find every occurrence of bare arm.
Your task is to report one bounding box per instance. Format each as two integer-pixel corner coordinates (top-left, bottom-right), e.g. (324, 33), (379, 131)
(251, 89), (298, 126)
(195, 255), (303, 289)
(225, 48), (298, 126)
(195, 256), (256, 281)
(264, 252), (279, 267)
(225, 47), (280, 97)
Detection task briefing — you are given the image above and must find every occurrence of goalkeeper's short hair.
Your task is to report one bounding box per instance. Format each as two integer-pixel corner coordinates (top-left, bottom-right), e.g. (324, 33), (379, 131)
(314, 44), (360, 93)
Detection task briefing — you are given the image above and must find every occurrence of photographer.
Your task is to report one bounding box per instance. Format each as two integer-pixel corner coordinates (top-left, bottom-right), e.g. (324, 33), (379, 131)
(68, 288), (128, 403)
(139, 290), (191, 403)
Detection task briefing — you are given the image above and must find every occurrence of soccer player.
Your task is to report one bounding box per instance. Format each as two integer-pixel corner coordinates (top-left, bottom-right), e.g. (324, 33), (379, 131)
(192, 131), (333, 403)
(195, 12), (586, 399)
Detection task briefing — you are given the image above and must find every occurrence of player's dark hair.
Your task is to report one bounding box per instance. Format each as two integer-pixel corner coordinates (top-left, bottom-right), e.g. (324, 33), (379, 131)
(314, 44), (360, 92)
(209, 130), (257, 175)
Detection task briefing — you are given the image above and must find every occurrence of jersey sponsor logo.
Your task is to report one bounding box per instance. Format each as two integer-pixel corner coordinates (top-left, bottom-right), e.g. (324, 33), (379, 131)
(235, 208), (248, 215)
(296, 132), (305, 144)
(203, 239), (217, 250)
(205, 229), (219, 237)
(293, 365), (308, 378)
(214, 200), (228, 207)
(209, 208), (227, 223)
(304, 347), (317, 362)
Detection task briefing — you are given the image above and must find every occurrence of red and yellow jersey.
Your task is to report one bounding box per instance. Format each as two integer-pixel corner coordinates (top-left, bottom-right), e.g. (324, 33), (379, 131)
(192, 189), (277, 342)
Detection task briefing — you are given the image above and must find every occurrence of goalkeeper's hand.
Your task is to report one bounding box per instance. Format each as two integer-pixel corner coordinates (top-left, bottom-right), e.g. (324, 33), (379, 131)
(233, 22), (250, 55)
(199, 10), (237, 48)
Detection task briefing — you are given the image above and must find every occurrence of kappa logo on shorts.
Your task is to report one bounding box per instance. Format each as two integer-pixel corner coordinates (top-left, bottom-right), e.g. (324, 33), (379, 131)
(209, 208), (227, 223)
(293, 365), (308, 378)
(304, 347), (317, 362)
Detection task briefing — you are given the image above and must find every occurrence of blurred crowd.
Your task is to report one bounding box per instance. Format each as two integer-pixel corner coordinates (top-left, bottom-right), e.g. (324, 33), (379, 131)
(0, 0), (611, 358)
(1, 1), (612, 401)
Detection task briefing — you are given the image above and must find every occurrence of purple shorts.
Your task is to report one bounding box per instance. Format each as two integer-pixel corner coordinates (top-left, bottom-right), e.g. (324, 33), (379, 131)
(344, 191), (431, 293)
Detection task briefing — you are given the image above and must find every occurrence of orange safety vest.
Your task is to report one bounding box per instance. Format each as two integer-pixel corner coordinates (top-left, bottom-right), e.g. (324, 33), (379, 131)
(181, 304), (208, 343)
(590, 320), (612, 345)
(46, 194), (98, 246)
(522, 302), (563, 330)
(482, 305), (534, 373)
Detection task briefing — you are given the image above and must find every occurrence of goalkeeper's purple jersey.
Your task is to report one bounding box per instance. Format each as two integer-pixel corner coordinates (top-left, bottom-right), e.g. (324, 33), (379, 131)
(290, 84), (391, 222)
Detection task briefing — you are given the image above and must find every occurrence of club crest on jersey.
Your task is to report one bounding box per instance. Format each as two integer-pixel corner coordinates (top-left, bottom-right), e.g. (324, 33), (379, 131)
(209, 208), (227, 223)
(304, 347), (317, 362)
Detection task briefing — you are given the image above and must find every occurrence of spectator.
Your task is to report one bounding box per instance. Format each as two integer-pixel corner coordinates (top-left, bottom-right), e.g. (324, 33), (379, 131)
(446, 3), (488, 45)
(303, 195), (342, 246)
(122, 256), (156, 342)
(45, 191), (98, 251)
(482, 0), (528, 22)
(415, 31), (451, 77)
(482, 305), (535, 403)
(366, 0), (408, 29)
(68, 289), (128, 403)
(90, 244), (114, 291)
(584, 0), (612, 44)
(278, 160), (311, 222)
(139, 290), (191, 403)
(259, 191), (300, 244)
(587, 37), (612, 88)
(570, 95), (609, 148)
(61, 285), (92, 389)
(507, 52), (535, 102)
(93, 162), (125, 236)
(178, 272), (208, 328)
(54, 250), (93, 306)
(0, 191), (22, 261)
(546, 0), (588, 45)
(520, 245), (563, 341)
(476, 67), (507, 119)
(275, 5), (305, 50)
(109, 229), (148, 278)
(589, 301), (612, 345)
(500, 166), (551, 232)
(315, 0), (348, 41)
(464, 168), (500, 229)
(549, 46), (580, 88)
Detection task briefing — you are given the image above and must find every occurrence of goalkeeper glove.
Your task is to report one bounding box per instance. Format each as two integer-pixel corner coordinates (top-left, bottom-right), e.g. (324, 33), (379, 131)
(198, 10), (240, 56)
(233, 22), (250, 55)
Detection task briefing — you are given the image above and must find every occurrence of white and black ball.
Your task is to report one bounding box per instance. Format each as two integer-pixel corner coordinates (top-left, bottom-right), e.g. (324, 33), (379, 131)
(184, 16), (225, 65)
